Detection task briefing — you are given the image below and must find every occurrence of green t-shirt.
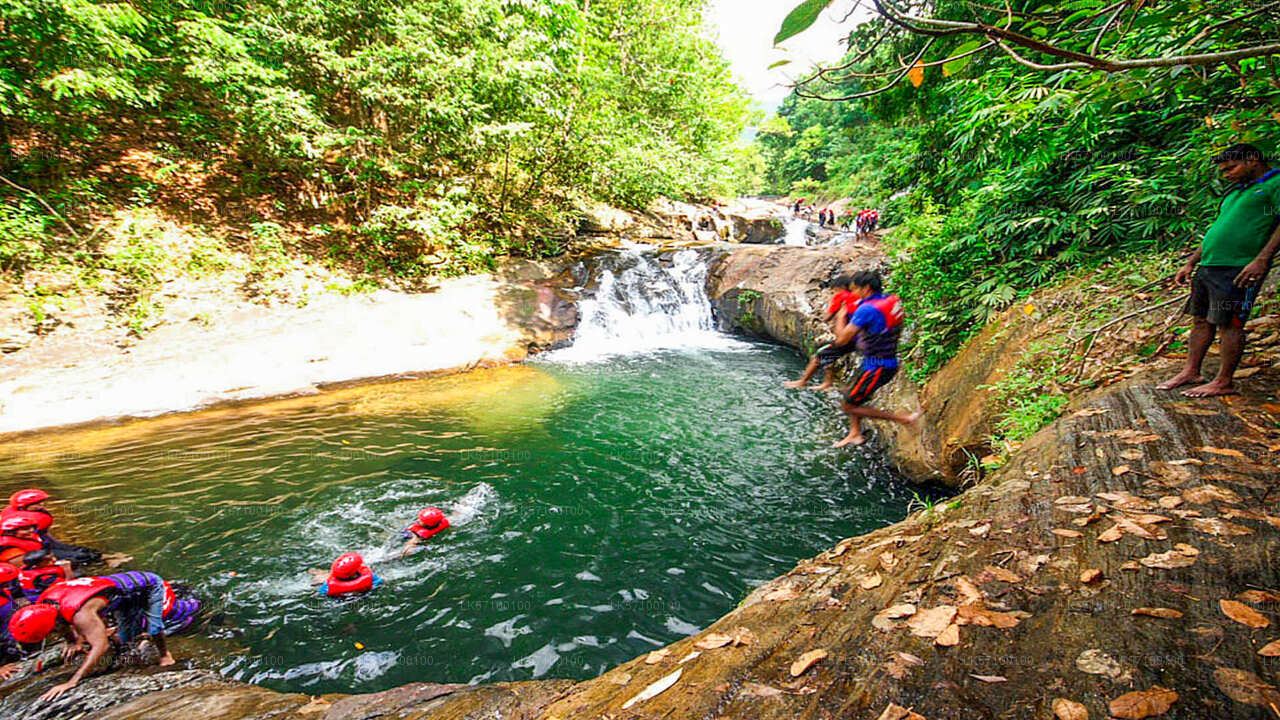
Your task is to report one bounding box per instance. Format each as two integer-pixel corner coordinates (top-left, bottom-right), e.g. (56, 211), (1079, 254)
(1200, 169), (1280, 267)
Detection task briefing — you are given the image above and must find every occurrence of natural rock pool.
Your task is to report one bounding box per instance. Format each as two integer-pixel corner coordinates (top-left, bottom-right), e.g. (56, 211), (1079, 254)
(0, 248), (918, 696)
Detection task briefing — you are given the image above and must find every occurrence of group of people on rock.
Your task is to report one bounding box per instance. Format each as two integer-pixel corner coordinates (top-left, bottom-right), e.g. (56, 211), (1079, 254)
(783, 270), (921, 447)
(0, 484), (452, 703)
(790, 199), (880, 237)
(853, 208), (880, 236)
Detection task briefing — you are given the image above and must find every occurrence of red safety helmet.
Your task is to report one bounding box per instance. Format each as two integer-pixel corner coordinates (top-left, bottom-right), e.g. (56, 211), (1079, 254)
(9, 489), (49, 508)
(330, 552), (364, 580)
(9, 603), (58, 644)
(418, 508), (445, 528)
(0, 563), (17, 584)
(1, 516), (38, 533)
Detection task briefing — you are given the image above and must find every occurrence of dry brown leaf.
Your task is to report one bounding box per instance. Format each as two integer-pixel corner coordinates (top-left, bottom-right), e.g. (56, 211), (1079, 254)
(645, 648), (671, 664)
(983, 565), (1021, 583)
(741, 682), (784, 698)
(789, 648), (829, 677)
(1113, 516), (1166, 540)
(954, 576), (983, 605)
(1120, 561), (1141, 571)
(1213, 667), (1280, 708)
(622, 668), (682, 709)
(1052, 697), (1089, 720)
(1109, 686), (1178, 719)
(1080, 568), (1103, 584)
(1132, 607), (1183, 619)
(872, 603), (917, 631)
(970, 673), (1007, 683)
(1157, 495), (1183, 509)
(1111, 465), (1131, 476)
(935, 623), (960, 647)
(1238, 590), (1280, 604)
(1194, 445), (1247, 458)
(1098, 524), (1124, 542)
(1257, 639), (1280, 656)
(861, 572), (884, 590)
(695, 633), (733, 650)
(1182, 484), (1242, 505)
(968, 523), (991, 536)
(879, 551), (900, 571)
(1221, 599), (1271, 628)
(876, 704), (926, 720)
(297, 697), (332, 715)
(907, 605), (958, 638)
(731, 627), (756, 647)
(957, 603), (1021, 628)
(1192, 517), (1255, 537)
(1076, 649), (1130, 680)
(1051, 528), (1084, 538)
(884, 652), (925, 679)
(1055, 495), (1092, 505)
(1139, 550), (1197, 569)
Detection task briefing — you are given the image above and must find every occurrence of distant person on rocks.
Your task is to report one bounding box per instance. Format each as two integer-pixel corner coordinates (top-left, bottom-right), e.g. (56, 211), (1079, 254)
(827, 270), (922, 448)
(784, 275), (862, 391)
(793, 198), (805, 214)
(1158, 143), (1280, 397)
(866, 209), (879, 233)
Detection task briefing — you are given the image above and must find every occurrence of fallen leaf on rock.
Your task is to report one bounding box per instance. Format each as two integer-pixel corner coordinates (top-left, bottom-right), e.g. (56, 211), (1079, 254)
(1173, 543), (1200, 556)
(1157, 495), (1183, 509)
(1258, 639), (1280, 656)
(885, 651), (925, 679)
(297, 697), (332, 715)
(1213, 667), (1280, 708)
(1120, 449), (1144, 460)
(731, 627), (756, 646)
(1072, 408), (1110, 418)
(876, 703), (926, 720)
(983, 565), (1022, 583)
(1080, 568), (1103, 584)
(1052, 697), (1089, 720)
(1121, 561), (1141, 571)
(1052, 528), (1084, 538)
(1221, 599), (1271, 628)
(695, 633), (733, 650)
(1098, 525), (1124, 542)
(678, 650), (700, 664)
(907, 605), (958, 638)
(968, 523), (991, 536)
(741, 682), (785, 698)
(1139, 550), (1197, 569)
(830, 538), (855, 557)
(1194, 445), (1247, 459)
(1182, 484), (1242, 505)
(645, 649), (671, 664)
(957, 603), (1021, 628)
(1055, 495), (1092, 505)
(1109, 686), (1178, 719)
(1077, 649), (1131, 681)
(1132, 607), (1183, 619)
(861, 572), (884, 590)
(970, 674), (1007, 683)
(609, 671), (633, 685)
(1192, 517), (1255, 537)
(622, 668), (682, 709)
(935, 623), (960, 647)
(1238, 590), (1280, 604)
(872, 603), (917, 631)
(789, 649), (828, 677)
(880, 552), (900, 571)
(1112, 465), (1132, 476)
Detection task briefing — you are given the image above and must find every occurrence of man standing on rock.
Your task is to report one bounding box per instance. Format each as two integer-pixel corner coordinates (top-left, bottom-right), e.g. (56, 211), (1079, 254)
(1159, 143), (1280, 397)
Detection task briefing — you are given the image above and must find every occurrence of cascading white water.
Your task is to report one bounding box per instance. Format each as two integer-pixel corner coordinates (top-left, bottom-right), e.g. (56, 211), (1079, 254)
(783, 217), (810, 246)
(546, 245), (745, 361)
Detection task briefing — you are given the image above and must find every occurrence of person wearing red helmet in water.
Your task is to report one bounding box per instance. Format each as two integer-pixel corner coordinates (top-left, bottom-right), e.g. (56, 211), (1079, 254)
(0, 563), (23, 680)
(0, 516), (45, 566)
(1, 489), (101, 567)
(400, 507), (450, 557)
(18, 549), (73, 601)
(319, 552), (383, 597)
(8, 570), (198, 701)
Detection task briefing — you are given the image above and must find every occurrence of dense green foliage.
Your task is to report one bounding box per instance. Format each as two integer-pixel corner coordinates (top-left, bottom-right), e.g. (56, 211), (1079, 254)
(760, 0), (1280, 373)
(0, 0), (753, 278)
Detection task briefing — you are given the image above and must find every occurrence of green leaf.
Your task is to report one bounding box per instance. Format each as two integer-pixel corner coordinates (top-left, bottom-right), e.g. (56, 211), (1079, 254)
(774, 0), (833, 46)
(768, 59), (791, 70)
(943, 40), (983, 76)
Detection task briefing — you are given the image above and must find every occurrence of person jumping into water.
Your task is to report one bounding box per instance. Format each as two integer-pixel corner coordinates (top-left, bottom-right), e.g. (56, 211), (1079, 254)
(784, 275), (861, 391)
(827, 270), (921, 447)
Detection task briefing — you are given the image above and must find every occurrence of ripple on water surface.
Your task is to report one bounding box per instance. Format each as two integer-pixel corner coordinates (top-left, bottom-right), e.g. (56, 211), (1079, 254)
(0, 346), (917, 693)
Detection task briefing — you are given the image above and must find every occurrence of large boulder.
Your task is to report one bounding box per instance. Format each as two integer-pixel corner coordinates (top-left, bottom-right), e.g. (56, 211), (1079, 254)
(726, 212), (785, 244)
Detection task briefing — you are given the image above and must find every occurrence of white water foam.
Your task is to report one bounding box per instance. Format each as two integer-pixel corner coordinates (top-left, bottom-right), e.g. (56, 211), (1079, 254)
(544, 246), (749, 362)
(783, 217), (810, 246)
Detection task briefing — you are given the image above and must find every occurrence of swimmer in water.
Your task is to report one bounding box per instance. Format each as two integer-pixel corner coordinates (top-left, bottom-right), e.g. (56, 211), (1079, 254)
(400, 507), (450, 557)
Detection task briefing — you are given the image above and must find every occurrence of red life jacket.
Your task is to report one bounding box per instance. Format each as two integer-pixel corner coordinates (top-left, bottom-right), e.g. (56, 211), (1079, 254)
(1, 507), (53, 532)
(325, 566), (374, 597)
(0, 533), (45, 554)
(20, 565), (66, 594)
(38, 576), (117, 622)
(406, 516), (450, 541)
(163, 580), (176, 616)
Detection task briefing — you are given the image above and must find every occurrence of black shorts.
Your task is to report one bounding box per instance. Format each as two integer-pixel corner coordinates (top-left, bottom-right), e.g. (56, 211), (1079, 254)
(845, 366), (897, 405)
(815, 340), (857, 368)
(1185, 266), (1265, 328)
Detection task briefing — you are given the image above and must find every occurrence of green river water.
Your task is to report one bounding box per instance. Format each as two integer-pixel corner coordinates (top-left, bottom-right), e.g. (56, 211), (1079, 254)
(0, 341), (917, 694)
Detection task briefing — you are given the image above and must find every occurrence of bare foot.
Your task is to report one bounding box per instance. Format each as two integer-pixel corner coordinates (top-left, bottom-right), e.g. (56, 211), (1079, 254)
(833, 434), (866, 448)
(809, 382), (834, 391)
(158, 652), (176, 667)
(1182, 380), (1237, 398)
(782, 380), (806, 389)
(1156, 370), (1203, 390)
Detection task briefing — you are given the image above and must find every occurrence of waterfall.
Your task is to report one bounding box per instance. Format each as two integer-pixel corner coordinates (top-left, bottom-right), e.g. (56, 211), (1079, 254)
(783, 217), (809, 246)
(545, 245), (744, 361)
